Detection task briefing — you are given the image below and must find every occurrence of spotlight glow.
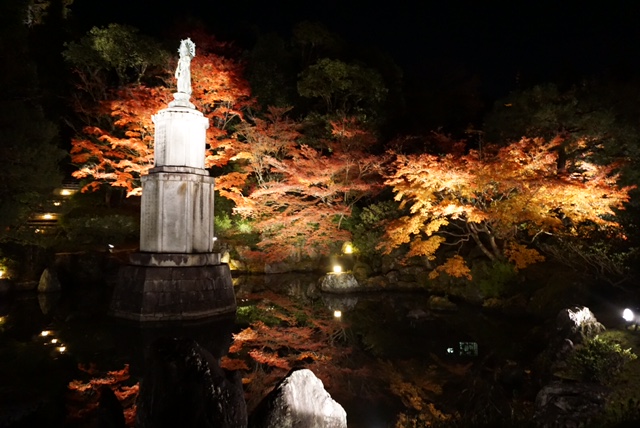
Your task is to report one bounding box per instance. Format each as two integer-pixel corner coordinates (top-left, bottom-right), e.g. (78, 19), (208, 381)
(40, 330), (52, 337)
(333, 265), (342, 273)
(334, 310), (342, 318)
(623, 308), (635, 322)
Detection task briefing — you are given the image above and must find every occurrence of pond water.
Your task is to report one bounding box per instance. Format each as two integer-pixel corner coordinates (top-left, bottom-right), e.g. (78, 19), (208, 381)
(0, 273), (559, 427)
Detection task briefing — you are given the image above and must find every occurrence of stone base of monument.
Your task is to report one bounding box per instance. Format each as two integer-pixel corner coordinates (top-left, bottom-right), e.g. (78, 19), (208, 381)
(109, 253), (236, 322)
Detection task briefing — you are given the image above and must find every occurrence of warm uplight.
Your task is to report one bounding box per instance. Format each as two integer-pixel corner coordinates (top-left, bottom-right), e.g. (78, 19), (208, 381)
(333, 265), (342, 273)
(43, 214), (54, 220)
(0, 316), (6, 325)
(333, 310), (342, 318)
(53, 201), (61, 206)
(0, 270), (4, 278)
(51, 338), (58, 344)
(57, 346), (66, 353)
(60, 189), (73, 196)
(342, 242), (353, 254)
(40, 330), (52, 337)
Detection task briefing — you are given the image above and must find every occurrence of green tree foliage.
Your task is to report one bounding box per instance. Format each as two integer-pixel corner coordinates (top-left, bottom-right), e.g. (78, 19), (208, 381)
(0, 0), (63, 242)
(298, 58), (387, 116)
(484, 83), (640, 170)
(63, 23), (168, 88)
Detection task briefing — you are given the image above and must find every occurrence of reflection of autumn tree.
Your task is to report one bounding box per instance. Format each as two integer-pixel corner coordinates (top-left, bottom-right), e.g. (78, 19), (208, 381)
(66, 364), (139, 427)
(219, 109), (384, 262)
(221, 291), (371, 412)
(383, 136), (634, 279)
(68, 30), (251, 197)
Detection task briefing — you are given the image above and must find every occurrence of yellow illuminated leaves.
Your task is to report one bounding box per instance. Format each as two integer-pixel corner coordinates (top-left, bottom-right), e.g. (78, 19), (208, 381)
(428, 255), (472, 280)
(408, 236), (446, 259)
(504, 242), (545, 270)
(386, 136), (633, 278)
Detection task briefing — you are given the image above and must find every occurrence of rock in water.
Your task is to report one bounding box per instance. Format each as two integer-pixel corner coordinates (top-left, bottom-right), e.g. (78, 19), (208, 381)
(37, 268), (61, 293)
(320, 273), (359, 293)
(136, 337), (247, 428)
(250, 368), (347, 428)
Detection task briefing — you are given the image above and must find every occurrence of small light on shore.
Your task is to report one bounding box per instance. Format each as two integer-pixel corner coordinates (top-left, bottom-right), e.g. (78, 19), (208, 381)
(40, 330), (52, 337)
(333, 265), (342, 273)
(51, 338), (58, 344)
(333, 310), (342, 318)
(57, 346), (66, 353)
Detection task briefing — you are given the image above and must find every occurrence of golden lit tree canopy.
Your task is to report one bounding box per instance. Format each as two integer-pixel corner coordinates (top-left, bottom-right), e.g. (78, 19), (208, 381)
(383, 136), (634, 277)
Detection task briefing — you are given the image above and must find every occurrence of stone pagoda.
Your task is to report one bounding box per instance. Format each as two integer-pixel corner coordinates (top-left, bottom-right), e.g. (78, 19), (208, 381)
(110, 39), (236, 322)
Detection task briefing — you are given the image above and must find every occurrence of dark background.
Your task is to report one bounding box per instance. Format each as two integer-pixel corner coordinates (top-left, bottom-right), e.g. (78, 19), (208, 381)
(70, 1), (640, 98)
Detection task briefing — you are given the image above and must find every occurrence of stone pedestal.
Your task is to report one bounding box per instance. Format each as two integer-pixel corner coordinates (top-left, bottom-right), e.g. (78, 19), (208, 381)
(110, 254), (236, 322)
(140, 167), (215, 253)
(110, 88), (236, 322)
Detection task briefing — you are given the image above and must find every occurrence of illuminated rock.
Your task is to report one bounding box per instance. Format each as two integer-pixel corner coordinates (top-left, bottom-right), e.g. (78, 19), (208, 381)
(319, 272), (359, 293)
(250, 368), (347, 428)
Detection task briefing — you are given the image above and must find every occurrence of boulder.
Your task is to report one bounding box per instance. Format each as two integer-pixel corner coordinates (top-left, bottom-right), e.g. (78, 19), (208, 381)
(136, 337), (247, 428)
(320, 273), (359, 293)
(249, 368), (347, 428)
(37, 268), (61, 293)
(428, 295), (458, 312)
(351, 261), (372, 283)
(534, 381), (608, 428)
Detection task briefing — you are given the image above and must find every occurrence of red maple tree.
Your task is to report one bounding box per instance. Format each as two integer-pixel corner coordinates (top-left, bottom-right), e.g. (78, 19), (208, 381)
(70, 32), (252, 197)
(219, 109), (385, 262)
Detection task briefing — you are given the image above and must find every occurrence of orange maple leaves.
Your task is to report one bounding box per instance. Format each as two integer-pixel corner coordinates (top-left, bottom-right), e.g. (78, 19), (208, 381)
(384, 135), (634, 278)
(70, 33), (252, 197)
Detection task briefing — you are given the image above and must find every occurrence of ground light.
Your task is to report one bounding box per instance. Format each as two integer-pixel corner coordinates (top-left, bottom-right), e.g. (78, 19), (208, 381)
(333, 310), (342, 318)
(333, 265), (342, 273)
(623, 308), (640, 328)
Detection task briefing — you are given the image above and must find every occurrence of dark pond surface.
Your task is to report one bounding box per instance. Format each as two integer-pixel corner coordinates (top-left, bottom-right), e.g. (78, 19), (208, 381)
(0, 273), (622, 427)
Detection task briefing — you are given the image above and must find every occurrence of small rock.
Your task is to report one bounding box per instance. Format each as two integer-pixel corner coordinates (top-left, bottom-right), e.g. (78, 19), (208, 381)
(428, 295), (458, 312)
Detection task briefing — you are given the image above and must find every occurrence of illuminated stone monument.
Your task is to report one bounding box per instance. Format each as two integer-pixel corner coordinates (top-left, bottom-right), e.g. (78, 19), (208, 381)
(110, 39), (236, 322)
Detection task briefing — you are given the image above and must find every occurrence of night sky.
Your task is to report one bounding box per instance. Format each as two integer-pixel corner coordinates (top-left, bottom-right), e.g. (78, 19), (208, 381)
(70, 1), (640, 95)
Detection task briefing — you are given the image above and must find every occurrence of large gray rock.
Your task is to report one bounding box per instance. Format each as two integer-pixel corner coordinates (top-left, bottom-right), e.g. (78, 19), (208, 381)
(37, 268), (61, 293)
(136, 337), (247, 428)
(534, 381), (608, 427)
(320, 273), (359, 293)
(250, 368), (347, 428)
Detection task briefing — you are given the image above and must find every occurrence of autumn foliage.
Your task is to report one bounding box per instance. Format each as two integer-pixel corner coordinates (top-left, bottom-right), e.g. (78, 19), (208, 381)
(383, 135), (634, 278)
(70, 33), (251, 196)
(218, 109), (384, 262)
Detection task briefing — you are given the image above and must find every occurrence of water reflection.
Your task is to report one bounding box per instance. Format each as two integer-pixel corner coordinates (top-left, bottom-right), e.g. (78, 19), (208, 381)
(0, 273), (541, 427)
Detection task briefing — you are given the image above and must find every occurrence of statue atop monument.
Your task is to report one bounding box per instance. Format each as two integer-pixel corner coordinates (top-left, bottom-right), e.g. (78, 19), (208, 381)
(175, 38), (196, 95)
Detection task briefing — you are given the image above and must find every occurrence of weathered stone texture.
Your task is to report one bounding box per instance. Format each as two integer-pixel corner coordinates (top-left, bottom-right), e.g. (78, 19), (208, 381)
(249, 368), (347, 428)
(110, 263), (236, 322)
